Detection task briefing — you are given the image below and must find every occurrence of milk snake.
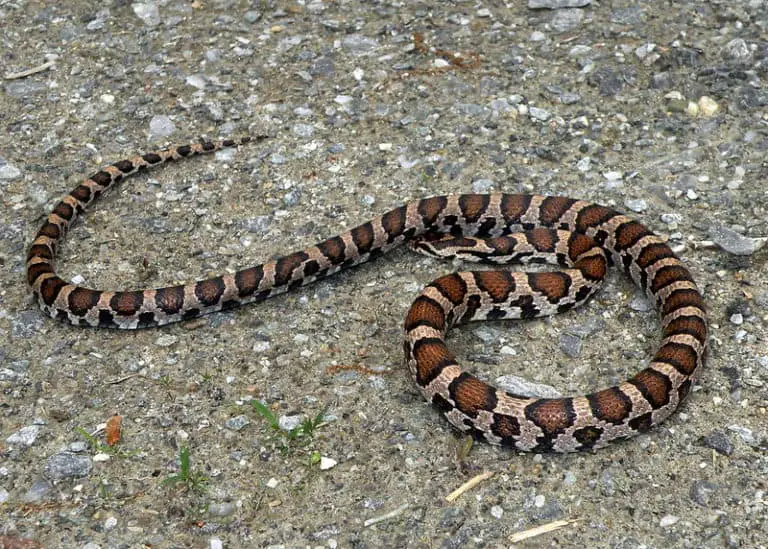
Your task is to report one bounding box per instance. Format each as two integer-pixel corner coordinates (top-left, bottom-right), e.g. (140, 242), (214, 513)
(26, 138), (708, 452)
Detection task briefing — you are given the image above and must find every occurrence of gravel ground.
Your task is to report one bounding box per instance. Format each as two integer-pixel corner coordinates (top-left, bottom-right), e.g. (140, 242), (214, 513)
(2, 1), (768, 548)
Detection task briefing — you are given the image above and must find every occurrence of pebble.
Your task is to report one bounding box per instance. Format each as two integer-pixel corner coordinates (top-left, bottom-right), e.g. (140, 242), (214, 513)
(208, 502), (237, 517)
(701, 431), (733, 456)
(659, 514), (680, 527)
(149, 115), (176, 138)
(471, 179), (494, 193)
(490, 505), (504, 519)
(528, 106), (551, 121)
(0, 162), (21, 181)
(709, 225), (766, 256)
(624, 198), (647, 213)
(319, 457), (337, 470)
(722, 38), (751, 62)
(154, 334), (177, 347)
(243, 216), (271, 234)
(341, 35), (379, 56)
(104, 516), (118, 531)
(495, 375), (561, 398)
(728, 425), (756, 446)
(4, 80), (46, 98)
(689, 480), (718, 507)
(6, 425), (40, 447)
(44, 452), (93, 480)
(0, 488), (8, 504)
(550, 8), (584, 33)
(278, 415), (304, 431)
(211, 538), (224, 549)
(528, 0), (591, 7)
(292, 123), (314, 138)
(559, 333), (582, 358)
(630, 291), (652, 312)
(225, 415), (250, 431)
(729, 313), (743, 326)
(23, 479), (52, 503)
(132, 2), (161, 27)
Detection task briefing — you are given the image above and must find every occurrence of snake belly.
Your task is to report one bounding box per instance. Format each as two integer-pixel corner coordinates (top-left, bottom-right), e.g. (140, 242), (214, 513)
(26, 138), (708, 452)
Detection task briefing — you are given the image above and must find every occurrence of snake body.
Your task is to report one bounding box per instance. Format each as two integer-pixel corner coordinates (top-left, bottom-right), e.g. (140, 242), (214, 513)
(26, 138), (708, 452)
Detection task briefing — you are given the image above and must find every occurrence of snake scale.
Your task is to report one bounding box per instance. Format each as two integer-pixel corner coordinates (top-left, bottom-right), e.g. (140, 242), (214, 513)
(26, 138), (708, 452)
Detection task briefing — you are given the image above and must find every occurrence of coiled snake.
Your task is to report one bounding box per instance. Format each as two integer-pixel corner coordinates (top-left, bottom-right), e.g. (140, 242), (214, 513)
(26, 138), (707, 452)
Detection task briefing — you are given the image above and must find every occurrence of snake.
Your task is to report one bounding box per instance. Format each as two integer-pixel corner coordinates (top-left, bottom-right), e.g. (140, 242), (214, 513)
(26, 137), (708, 452)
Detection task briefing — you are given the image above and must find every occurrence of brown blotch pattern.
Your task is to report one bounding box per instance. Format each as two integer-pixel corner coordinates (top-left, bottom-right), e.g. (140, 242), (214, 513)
(654, 342), (698, 376)
(110, 291), (144, 316)
(418, 196), (448, 225)
(525, 398), (575, 436)
(629, 368), (672, 409)
(458, 194), (490, 223)
(473, 271), (514, 302)
(404, 296), (446, 332)
(539, 197), (576, 226)
(194, 278), (226, 307)
(155, 286), (186, 314)
(575, 255), (607, 281)
(53, 201), (74, 221)
(40, 276), (67, 306)
(350, 223), (375, 255)
(274, 252), (308, 287)
(528, 228), (557, 253)
(663, 315), (707, 346)
(431, 274), (468, 305)
(491, 414), (521, 441)
(636, 242), (675, 268)
(528, 272), (571, 302)
(575, 204), (616, 232)
(27, 262), (54, 285)
(411, 338), (454, 386)
(614, 221), (652, 251)
(449, 373), (497, 418)
(651, 265), (693, 294)
(317, 236), (346, 265)
(588, 387), (633, 424)
(500, 194), (531, 224)
(68, 287), (102, 317)
(235, 266), (264, 298)
(661, 288), (705, 317)
(381, 205), (406, 238)
(567, 233), (598, 261)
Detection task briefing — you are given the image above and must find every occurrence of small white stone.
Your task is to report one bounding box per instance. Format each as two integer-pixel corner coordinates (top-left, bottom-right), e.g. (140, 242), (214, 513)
(685, 101), (699, 117)
(154, 334), (177, 347)
(293, 333), (309, 344)
(93, 453), (111, 462)
(433, 58), (451, 68)
(210, 537), (223, 549)
(530, 31), (546, 42)
(499, 345), (517, 356)
(576, 157), (591, 172)
(378, 143), (392, 151)
(334, 95), (353, 105)
(101, 93), (115, 104)
(266, 477), (279, 488)
(6, 425), (40, 447)
(534, 495), (546, 507)
(730, 313), (744, 325)
(603, 171), (623, 181)
(320, 456), (337, 470)
(659, 514), (680, 527)
(686, 189), (698, 200)
(490, 505), (504, 519)
(698, 96), (719, 117)
(104, 516), (117, 531)
(477, 8), (492, 17)
(352, 67), (364, 81)
(0, 163), (21, 181)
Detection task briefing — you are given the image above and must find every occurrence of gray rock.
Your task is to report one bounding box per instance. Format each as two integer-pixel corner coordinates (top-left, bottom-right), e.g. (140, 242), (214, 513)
(495, 375), (562, 398)
(279, 414), (304, 431)
(702, 431), (733, 456)
(471, 179), (494, 193)
(709, 225), (766, 256)
(341, 35), (379, 56)
(243, 216), (271, 234)
(6, 425), (41, 447)
(44, 452), (93, 480)
(292, 123), (314, 138)
(225, 415), (250, 431)
(690, 480), (719, 507)
(23, 479), (53, 503)
(624, 198), (648, 213)
(149, 115), (176, 138)
(4, 80), (47, 98)
(529, 106), (551, 121)
(12, 310), (44, 339)
(529, 0), (591, 8)
(283, 189), (301, 207)
(244, 10), (262, 24)
(0, 162), (21, 181)
(559, 333), (582, 357)
(208, 501), (237, 517)
(550, 8), (584, 33)
(132, 2), (161, 27)
(722, 38), (751, 63)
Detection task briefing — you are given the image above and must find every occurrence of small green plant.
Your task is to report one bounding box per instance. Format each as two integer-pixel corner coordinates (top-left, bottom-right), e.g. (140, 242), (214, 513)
(251, 401), (327, 446)
(75, 427), (137, 458)
(162, 446), (208, 493)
